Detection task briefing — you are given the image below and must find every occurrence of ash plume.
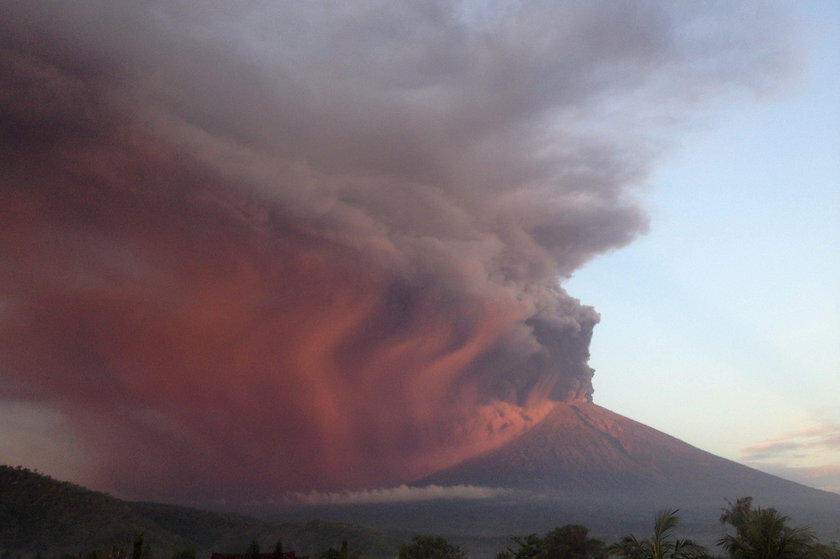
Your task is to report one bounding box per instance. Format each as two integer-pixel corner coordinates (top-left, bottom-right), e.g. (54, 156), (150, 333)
(0, 1), (794, 504)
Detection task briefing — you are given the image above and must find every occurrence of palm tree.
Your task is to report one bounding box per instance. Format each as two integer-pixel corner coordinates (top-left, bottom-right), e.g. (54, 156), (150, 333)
(608, 510), (707, 559)
(718, 497), (817, 559)
(504, 534), (544, 559)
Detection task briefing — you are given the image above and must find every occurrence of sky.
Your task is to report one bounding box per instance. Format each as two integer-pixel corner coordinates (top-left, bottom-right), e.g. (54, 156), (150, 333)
(565, 1), (840, 494)
(0, 1), (836, 505)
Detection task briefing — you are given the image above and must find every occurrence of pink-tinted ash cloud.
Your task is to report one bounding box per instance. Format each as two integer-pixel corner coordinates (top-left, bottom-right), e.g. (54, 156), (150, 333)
(0, 2), (795, 505)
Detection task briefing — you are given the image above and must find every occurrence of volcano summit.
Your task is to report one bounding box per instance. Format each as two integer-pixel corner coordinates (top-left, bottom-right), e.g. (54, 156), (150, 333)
(421, 401), (839, 509)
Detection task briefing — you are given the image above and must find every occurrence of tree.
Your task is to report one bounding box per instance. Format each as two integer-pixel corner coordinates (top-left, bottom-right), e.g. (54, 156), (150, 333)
(319, 540), (358, 559)
(539, 525), (606, 559)
(811, 543), (840, 559)
(398, 535), (467, 559)
(131, 534), (149, 559)
(502, 534), (543, 559)
(502, 526), (605, 559)
(505, 534), (544, 559)
(608, 510), (707, 559)
(718, 497), (817, 559)
(247, 541), (261, 559)
(273, 540), (285, 559)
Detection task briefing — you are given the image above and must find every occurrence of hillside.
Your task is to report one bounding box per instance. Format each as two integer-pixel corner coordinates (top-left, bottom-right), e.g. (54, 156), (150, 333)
(4, 403), (839, 556)
(3, 449), (839, 559)
(0, 466), (400, 558)
(0, 465), (190, 555)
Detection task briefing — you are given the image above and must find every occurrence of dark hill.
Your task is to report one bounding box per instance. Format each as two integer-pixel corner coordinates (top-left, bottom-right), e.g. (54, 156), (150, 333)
(0, 465), (188, 555)
(0, 466), (400, 558)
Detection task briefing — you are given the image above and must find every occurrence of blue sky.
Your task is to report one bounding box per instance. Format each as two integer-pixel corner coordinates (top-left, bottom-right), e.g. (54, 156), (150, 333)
(564, 2), (840, 493)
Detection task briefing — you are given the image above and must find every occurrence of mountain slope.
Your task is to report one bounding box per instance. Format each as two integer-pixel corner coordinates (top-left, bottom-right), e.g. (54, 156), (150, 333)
(0, 465), (190, 554)
(0, 466), (400, 558)
(419, 402), (839, 508)
(264, 403), (839, 548)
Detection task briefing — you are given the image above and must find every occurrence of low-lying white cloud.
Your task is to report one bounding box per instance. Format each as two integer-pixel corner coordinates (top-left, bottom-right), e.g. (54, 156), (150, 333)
(286, 484), (512, 505)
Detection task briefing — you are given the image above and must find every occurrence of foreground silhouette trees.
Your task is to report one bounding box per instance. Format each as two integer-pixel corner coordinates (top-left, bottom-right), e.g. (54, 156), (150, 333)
(246, 542), (260, 559)
(500, 525), (606, 559)
(6, 494), (839, 559)
(499, 534), (544, 559)
(718, 497), (819, 559)
(319, 540), (358, 559)
(398, 535), (467, 559)
(606, 510), (707, 559)
(540, 525), (607, 559)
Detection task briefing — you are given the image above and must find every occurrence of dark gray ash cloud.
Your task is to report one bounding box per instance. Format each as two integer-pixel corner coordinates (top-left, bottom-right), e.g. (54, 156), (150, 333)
(0, 1), (796, 504)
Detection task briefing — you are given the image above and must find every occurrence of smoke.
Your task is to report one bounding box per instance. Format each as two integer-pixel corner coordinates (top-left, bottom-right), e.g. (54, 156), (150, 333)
(0, 1), (794, 504)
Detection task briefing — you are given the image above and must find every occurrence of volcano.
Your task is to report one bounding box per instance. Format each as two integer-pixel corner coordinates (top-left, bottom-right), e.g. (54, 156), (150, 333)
(272, 402), (839, 549)
(419, 401), (839, 510)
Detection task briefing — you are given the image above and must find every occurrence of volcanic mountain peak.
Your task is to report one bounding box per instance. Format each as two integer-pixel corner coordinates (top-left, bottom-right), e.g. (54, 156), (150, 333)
(420, 402), (840, 510)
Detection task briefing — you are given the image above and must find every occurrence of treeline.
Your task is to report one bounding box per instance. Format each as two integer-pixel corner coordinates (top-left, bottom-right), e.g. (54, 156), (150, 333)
(496, 497), (840, 559)
(491, 498), (840, 559)
(3, 497), (839, 559)
(311, 498), (840, 559)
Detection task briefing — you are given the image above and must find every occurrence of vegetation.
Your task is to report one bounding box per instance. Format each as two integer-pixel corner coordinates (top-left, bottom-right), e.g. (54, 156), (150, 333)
(246, 542), (260, 559)
(3, 467), (839, 559)
(607, 510), (706, 559)
(539, 525), (607, 559)
(717, 497), (824, 559)
(498, 534), (543, 559)
(318, 540), (357, 559)
(398, 535), (467, 559)
(291, 520), (401, 559)
(0, 467), (398, 559)
(499, 526), (606, 559)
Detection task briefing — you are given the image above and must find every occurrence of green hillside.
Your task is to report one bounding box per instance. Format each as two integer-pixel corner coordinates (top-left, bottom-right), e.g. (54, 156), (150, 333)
(0, 466), (400, 559)
(0, 465), (189, 556)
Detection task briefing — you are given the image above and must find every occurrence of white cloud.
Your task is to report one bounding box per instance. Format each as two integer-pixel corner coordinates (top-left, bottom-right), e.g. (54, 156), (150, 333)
(285, 484), (512, 505)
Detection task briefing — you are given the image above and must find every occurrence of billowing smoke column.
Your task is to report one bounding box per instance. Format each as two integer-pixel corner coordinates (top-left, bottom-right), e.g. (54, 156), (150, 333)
(0, 2), (792, 503)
